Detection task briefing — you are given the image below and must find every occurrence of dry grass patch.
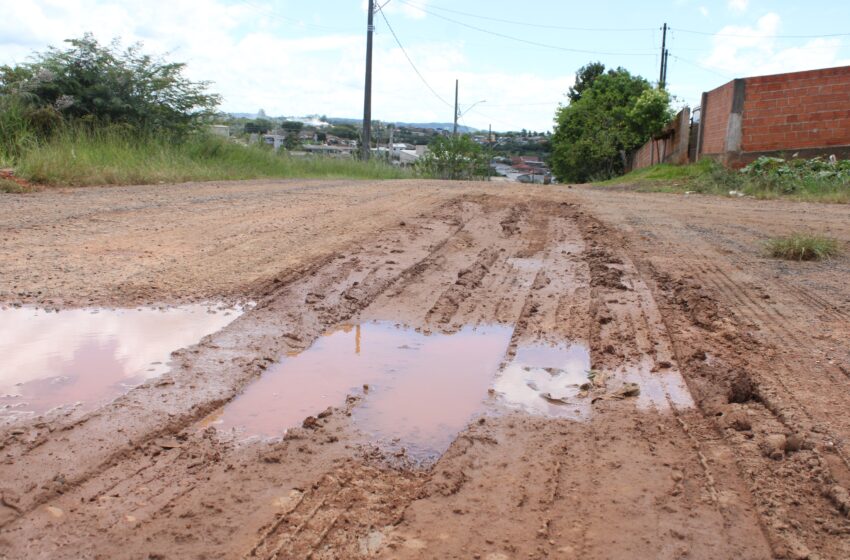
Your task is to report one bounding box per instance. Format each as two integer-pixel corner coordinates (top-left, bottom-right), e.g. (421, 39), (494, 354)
(766, 233), (840, 261)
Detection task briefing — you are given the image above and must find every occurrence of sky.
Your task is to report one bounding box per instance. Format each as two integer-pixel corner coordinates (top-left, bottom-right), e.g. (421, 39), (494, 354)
(2, 0), (850, 132)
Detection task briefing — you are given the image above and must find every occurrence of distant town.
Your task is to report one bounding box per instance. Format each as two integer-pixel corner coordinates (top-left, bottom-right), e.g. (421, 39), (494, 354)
(211, 112), (553, 183)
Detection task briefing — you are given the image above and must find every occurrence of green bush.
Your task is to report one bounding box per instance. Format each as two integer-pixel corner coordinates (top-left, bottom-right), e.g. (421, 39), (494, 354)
(766, 233), (840, 261)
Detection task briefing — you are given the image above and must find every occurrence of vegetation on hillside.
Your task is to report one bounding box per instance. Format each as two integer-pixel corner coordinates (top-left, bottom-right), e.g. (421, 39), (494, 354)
(550, 62), (674, 183)
(602, 156), (850, 203)
(416, 135), (490, 180)
(0, 35), (410, 186)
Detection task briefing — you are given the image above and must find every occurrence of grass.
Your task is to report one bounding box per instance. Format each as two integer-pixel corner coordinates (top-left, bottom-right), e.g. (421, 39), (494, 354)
(6, 126), (415, 187)
(766, 233), (841, 261)
(598, 158), (850, 203)
(0, 177), (29, 193)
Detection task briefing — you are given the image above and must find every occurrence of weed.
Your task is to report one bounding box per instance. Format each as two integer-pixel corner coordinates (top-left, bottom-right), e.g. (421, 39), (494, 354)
(0, 178), (27, 193)
(12, 126), (415, 187)
(766, 233), (840, 261)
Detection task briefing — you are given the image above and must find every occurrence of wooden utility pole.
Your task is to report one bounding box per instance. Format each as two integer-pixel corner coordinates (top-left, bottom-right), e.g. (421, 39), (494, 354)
(659, 23), (669, 89)
(361, 0), (375, 160)
(453, 79), (459, 136)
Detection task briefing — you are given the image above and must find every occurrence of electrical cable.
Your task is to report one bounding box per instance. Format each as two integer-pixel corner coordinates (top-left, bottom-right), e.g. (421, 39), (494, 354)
(399, 0), (655, 33)
(395, 0), (657, 57)
(376, 6), (453, 107)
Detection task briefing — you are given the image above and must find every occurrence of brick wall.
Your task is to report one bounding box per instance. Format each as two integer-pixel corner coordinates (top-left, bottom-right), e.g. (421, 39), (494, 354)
(699, 81), (735, 155)
(631, 140), (656, 170)
(629, 108), (692, 171)
(741, 66), (850, 152)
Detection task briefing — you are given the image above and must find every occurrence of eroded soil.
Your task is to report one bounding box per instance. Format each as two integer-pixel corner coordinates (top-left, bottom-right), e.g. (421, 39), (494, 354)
(1, 179), (849, 559)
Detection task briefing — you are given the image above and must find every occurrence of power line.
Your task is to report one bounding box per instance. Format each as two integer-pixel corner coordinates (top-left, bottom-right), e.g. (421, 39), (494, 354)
(234, 0), (357, 32)
(376, 6), (453, 107)
(670, 55), (734, 81)
(399, 0), (654, 33)
(395, 0), (658, 57)
(674, 27), (850, 39)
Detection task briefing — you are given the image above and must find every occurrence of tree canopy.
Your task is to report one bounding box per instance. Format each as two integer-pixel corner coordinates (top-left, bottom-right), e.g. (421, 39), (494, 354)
(0, 33), (220, 136)
(551, 64), (674, 183)
(417, 135), (489, 180)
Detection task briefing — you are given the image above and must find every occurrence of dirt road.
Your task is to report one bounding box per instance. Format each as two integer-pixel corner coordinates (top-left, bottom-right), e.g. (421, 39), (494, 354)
(1, 179), (849, 559)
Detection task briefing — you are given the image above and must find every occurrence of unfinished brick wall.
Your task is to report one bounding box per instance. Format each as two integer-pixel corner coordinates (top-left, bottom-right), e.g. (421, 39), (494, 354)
(742, 66), (850, 152)
(699, 81), (735, 155)
(697, 65), (850, 165)
(628, 108), (692, 171)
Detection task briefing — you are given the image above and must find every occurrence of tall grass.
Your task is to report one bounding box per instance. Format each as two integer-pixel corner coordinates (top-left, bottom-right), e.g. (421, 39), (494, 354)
(600, 159), (850, 203)
(6, 124), (415, 187)
(0, 96), (39, 166)
(766, 233), (840, 261)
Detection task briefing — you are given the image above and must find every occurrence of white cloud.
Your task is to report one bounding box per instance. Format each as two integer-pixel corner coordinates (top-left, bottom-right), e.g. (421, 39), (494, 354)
(702, 13), (850, 77)
(0, 0), (569, 131)
(699, 6), (709, 17)
(728, 0), (749, 12)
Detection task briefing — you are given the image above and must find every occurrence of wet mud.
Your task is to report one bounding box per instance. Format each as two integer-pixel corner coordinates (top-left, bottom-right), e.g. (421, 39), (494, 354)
(0, 179), (848, 559)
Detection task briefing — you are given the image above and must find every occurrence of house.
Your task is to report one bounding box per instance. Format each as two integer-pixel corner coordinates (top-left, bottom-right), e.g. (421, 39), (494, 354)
(262, 134), (287, 150)
(209, 124), (230, 138)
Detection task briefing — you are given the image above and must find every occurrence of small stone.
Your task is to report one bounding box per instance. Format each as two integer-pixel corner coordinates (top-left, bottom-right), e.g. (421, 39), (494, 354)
(45, 506), (63, 518)
(302, 416), (319, 429)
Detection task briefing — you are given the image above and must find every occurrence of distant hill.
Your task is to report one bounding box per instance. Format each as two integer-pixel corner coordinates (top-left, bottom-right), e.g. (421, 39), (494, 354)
(229, 114), (479, 133)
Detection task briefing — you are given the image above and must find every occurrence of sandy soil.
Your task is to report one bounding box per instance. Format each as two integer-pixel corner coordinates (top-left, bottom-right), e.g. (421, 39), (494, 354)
(1, 179), (849, 559)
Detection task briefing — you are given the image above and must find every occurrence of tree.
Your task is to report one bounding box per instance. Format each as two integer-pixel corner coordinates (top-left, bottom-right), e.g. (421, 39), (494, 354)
(279, 120), (303, 134)
(244, 119), (272, 134)
(550, 65), (673, 183)
(567, 61), (606, 103)
(417, 135), (490, 180)
(0, 33), (220, 136)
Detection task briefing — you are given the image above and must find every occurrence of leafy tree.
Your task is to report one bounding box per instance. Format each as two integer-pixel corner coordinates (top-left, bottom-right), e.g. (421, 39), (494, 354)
(279, 120), (303, 133)
(551, 64), (673, 182)
(567, 61), (605, 103)
(417, 135), (490, 180)
(244, 119), (272, 134)
(0, 33), (220, 136)
(327, 124), (359, 140)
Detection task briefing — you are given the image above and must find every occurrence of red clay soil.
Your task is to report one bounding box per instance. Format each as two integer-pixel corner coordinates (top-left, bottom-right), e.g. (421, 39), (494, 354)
(0, 179), (848, 559)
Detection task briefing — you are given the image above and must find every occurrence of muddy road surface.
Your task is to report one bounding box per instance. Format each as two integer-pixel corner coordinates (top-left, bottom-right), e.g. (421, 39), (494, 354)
(1, 179), (849, 559)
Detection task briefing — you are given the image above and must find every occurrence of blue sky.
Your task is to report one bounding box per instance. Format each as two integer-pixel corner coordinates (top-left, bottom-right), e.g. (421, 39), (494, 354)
(2, 0), (849, 131)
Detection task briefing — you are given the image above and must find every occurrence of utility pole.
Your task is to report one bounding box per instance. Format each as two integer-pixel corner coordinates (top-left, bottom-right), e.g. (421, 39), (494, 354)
(659, 23), (668, 89)
(453, 79), (459, 136)
(361, 0), (375, 160)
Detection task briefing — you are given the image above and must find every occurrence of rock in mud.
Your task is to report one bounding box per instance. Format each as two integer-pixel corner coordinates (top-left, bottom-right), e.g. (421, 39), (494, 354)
(723, 410), (752, 432)
(762, 434), (787, 460)
(302, 416), (319, 429)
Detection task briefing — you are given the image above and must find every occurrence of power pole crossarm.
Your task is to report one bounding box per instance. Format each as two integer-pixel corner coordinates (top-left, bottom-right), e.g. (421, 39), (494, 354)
(361, 0), (375, 160)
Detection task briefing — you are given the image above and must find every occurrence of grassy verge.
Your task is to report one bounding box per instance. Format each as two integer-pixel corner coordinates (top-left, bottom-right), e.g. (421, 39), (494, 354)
(597, 158), (850, 203)
(8, 126), (415, 188)
(766, 233), (840, 261)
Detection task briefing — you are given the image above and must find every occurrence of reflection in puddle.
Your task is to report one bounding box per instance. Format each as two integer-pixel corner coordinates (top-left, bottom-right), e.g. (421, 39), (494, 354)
(493, 342), (592, 419)
(0, 305), (242, 418)
(621, 358), (695, 411)
(208, 322), (513, 460)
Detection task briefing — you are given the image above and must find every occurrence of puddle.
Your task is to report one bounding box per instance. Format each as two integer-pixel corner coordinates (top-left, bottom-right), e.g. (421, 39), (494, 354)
(0, 304), (243, 418)
(621, 358), (695, 411)
(492, 342), (592, 420)
(206, 322), (513, 460)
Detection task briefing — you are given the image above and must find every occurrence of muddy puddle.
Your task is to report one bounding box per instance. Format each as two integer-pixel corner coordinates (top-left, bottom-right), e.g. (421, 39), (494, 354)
(204, 322), (513, 460)
(0, 304), (243, 419)
(493, 342), (593, 420)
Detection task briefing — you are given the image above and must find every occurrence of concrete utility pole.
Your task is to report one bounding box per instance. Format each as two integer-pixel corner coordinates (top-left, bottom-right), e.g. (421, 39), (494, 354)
(659, 23), (669, 89)
(361, 0), (375, 160)
(453, 79), (459, 136)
